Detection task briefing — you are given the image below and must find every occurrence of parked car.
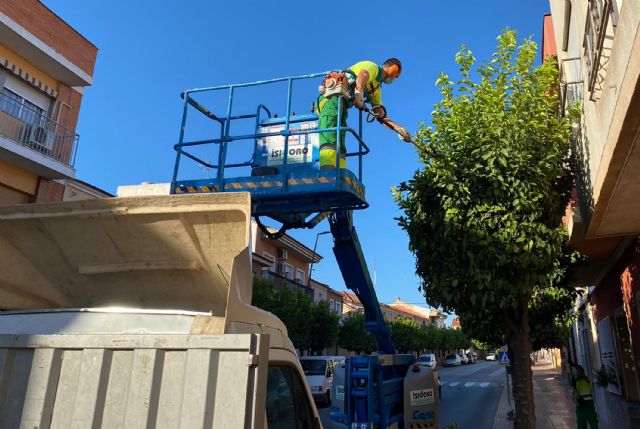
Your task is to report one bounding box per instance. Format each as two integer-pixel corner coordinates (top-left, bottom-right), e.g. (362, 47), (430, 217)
(444, 354), (461, 367)
(300, 356), (345, 407)
(417, 353), (437, 368)
(459, 353), (469, 365)
(486, 352), (497, 361)
(466, 352), (477, 363)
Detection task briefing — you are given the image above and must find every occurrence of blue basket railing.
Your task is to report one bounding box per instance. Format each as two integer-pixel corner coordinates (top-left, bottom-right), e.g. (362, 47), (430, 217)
(171, 71), (370, 195)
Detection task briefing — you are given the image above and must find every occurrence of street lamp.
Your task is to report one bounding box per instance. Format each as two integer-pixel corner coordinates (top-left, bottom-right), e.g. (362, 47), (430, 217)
(307, 231), (331, 287)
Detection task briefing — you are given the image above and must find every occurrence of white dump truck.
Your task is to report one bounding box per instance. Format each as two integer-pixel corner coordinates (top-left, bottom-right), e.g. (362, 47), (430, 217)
(0, 193), (322, 428)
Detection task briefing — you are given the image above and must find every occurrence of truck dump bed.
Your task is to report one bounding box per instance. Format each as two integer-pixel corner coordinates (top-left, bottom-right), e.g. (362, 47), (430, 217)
(0, 193), (286, 428)
(0, 332), (268, 428)
(0, 193), (253, 314)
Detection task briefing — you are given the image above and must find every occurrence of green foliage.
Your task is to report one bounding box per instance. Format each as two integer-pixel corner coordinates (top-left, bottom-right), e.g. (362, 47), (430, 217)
(470, 338), (498, 352)
(390, 318), (422, 353)
(528, 285), (578, 350)
(437, 328), (469, 352)
(252, 278), (339, 353)
(394, 29), (577, 341)
(309, 301), (340, 354)
(394, 29), (581, 426)
(338, 314), (376, 354)
(421, 323), (442, 351)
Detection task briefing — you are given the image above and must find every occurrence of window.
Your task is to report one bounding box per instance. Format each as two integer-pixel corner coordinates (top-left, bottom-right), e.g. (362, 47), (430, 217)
(281, 263), (293, 280)
(0, 88), (45, 124)
(295, 269), (305, 284)
(329, 299), (335, 310)
(613, 307), (640, 401)
(261, 267), (272, 280)
(1, 73), (51, 124)
(263, 252), (276, 272)
(266, 365), (316, 429)
(597, 317), (622, 395)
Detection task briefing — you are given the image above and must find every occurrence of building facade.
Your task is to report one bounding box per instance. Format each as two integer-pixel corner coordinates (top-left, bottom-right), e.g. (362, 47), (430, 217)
(309, 279), (343, 315)
(0, 0), (97, 204)
(340, 293), (443, 327)
(545, 1), (640, 427)
(250, 222), (320, 299)
(389, 298), (447, 328)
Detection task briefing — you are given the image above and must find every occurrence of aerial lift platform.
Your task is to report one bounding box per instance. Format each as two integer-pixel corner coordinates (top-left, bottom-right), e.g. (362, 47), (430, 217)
(170, 72), (439, 428)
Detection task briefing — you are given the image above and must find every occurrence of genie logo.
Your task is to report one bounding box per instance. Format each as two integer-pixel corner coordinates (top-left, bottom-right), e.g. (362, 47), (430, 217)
(413, 410), (435, 421)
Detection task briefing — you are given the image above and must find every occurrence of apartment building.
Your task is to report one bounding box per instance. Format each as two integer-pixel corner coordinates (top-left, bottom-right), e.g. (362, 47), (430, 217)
(340, 292), (440, 327)
(389, 298), (447, 328)
(545, 1), (640, 427)
(309, 279), (343, 315)
(0, 0), (97, 204)
(450, 317), (461, 330)
(250, 222), (320, 298)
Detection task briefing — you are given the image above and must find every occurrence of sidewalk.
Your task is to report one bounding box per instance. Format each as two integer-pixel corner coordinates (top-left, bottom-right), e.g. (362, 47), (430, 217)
(493, 363), (575, 428)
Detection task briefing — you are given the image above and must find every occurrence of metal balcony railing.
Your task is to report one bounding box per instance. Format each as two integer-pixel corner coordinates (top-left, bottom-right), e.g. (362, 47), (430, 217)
(560, 57), (584, 117)
(0, 92), (79, 167)
(259, 271), (314, 299)
(583, 0), (619, 100)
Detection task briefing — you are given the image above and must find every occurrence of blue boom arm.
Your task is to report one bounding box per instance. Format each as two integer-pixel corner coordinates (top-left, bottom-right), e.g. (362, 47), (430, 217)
(329, 210), (395, 355)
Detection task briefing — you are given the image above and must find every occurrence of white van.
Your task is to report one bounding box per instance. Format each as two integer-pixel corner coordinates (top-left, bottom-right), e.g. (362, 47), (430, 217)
(417, 353), (437, 368)
(300, 356), (345, 406)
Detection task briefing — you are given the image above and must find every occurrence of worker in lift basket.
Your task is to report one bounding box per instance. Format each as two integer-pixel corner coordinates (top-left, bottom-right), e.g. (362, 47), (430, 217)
(316, 58), (412, 169)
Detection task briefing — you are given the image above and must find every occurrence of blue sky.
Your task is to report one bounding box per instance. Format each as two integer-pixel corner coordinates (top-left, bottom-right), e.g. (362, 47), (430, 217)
(43, 1), (551, 318)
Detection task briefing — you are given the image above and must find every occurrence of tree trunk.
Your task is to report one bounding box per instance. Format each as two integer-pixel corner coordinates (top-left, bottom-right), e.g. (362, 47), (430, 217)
(508, 301), (535, 429)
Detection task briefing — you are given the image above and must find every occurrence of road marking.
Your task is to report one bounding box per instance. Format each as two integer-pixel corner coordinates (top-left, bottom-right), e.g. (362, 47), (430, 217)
(442, 381), (496, 388)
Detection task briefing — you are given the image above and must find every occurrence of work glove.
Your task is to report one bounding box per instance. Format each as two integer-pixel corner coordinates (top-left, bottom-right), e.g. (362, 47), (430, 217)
(396, 127), (412, 142)
(370, 105), (387, 119)
(354, 89), (365, 109)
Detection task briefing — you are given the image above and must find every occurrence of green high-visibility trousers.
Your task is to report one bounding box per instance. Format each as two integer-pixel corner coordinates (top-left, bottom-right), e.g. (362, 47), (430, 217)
(317, 95), (348, 169)
(576, 401), (598, 429)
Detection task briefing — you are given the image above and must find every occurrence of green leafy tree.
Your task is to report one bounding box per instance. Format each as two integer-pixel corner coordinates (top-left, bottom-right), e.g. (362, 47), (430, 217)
(437, 329), (452, 354)
(251, 278), (314, 351)
(252, 278), (275, 309)
(338, 314), (376, 354)
(309, 302), (340, 354)
(528, 285), (578, 351)
(394, 30), (576, 428)
(420, 324), (441, 352)
(451, 329), (470, 351)
(390, 318), (422, 354)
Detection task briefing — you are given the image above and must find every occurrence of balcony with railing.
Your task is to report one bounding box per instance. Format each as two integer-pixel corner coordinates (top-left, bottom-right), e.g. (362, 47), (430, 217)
(583, 0), (619, 100)
(559, 57), (584, 117)
(258, 270), (314, 299)
(0, 91), (79, 174)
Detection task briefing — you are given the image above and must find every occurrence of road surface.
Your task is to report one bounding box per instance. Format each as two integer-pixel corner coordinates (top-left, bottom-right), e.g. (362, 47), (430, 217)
(319, 360), (506, 429)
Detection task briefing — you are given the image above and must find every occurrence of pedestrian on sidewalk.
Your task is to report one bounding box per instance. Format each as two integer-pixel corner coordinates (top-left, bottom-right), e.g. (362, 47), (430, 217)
(572, 364), (599, 429)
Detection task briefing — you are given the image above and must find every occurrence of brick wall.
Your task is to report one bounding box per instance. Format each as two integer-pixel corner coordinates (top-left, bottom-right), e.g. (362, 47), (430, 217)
(0, 0), (97, 76)
(54, 83), (83, 131)
(34, 178), (64, 203)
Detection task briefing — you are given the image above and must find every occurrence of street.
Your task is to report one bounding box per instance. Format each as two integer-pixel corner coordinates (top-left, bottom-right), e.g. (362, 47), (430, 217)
(319, 360), (505, 429)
